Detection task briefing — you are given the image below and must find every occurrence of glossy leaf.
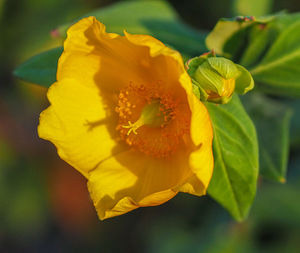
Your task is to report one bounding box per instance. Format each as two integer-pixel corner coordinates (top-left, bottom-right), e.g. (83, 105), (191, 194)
(14, 47), (63, 87)
(239, 23), (276, 68)
(207, 94), (259, 221)
(205, 18), (251, 58)
(250, 20), (300, 96)
(242, 93), (292, 182)
(206, 15), (275, 59)
(232, 0), (272, 17)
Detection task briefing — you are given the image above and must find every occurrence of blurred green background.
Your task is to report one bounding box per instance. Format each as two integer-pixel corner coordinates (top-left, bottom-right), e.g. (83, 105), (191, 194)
(1, 0), (300, 252)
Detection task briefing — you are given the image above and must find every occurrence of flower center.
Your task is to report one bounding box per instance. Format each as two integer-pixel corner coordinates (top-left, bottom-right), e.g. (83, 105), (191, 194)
(115, 82), (190, 158)
(122, 100), (169, 135)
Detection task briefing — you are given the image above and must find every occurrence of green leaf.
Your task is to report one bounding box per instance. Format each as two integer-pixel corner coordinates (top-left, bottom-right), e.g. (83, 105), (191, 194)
(235, 64), (254, 94)
(285, 99), (300, 148)
(242, 93), (292, 182)
(205, 18), (251, 59)
(14, 47), (63, 87)
(232, 0), (272, 17)
(205, 13), (284, 61)
(239, 23), (276, 68)
(205, 15), (277, 59)
(207, 94), (259, 221)
(250, 20), (300, 96)
(57, 1), (207, 56)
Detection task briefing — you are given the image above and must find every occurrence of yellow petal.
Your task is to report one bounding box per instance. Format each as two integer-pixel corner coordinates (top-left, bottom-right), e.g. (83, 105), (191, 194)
(58, 17), (156, 93)
(38, 78), (125, 178)
(176, 175), (206, 196)
(124, 31), (184, 69)
(124, 32), (192, 95)
(87, 148), (197, 220)
(177, 94), (214, 195)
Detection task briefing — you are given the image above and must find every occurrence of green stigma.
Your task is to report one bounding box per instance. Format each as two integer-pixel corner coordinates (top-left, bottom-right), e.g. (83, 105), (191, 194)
(122, 100), (166, 135)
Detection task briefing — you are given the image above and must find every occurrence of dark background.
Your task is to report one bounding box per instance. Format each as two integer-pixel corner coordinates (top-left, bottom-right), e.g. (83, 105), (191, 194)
(1, 0), (300, 252)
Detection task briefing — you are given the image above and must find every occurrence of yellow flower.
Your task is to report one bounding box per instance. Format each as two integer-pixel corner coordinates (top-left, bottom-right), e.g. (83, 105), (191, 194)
(38, 17), (214, 220)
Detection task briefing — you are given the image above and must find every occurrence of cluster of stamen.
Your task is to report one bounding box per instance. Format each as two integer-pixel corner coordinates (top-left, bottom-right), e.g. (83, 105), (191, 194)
(115, 82), (190, 158)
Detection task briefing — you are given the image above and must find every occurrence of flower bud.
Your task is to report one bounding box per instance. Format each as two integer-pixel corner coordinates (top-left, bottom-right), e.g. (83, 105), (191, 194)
(186, 53), (254, 104)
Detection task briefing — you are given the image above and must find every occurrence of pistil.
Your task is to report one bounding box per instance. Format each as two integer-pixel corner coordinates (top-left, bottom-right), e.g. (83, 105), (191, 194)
(122, 100), (166, 135)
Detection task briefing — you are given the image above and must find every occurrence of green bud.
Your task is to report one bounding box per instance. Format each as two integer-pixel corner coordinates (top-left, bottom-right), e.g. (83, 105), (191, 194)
(186, 52), (254, 104)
